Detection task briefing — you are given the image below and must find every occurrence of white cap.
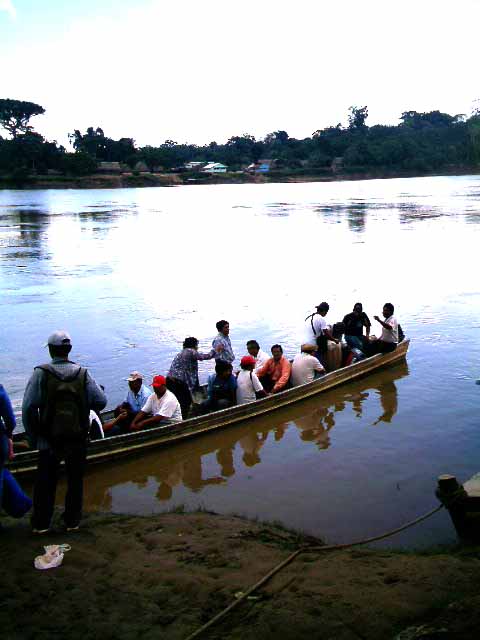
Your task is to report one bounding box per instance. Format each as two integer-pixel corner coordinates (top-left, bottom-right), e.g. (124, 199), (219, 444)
(45, 330), (72, 347)
(126, 371), (143, 382)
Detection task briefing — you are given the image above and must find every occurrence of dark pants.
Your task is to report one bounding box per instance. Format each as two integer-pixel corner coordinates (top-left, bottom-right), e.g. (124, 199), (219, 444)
(258, 374), (275, 393)
(366, 340), (397, 356)
(32, 443), (87, 530)
(166, 377), (192, 419)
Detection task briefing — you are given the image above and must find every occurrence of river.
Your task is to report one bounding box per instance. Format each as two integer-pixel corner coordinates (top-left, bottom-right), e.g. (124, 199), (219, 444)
(1, 176), (479, 548)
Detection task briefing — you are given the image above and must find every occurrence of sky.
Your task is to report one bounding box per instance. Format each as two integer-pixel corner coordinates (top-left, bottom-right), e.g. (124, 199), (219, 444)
(1, 0), (479, 148)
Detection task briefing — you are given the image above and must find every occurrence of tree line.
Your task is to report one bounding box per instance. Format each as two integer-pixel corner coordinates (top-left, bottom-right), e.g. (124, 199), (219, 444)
(1, 98), (480, 181)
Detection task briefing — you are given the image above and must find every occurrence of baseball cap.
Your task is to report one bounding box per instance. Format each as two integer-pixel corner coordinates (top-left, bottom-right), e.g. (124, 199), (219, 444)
(152, 375), (167, 388)
(127, 371), (143, 382)
(45, 330), (72, 347)
(240, 355), (256, 367)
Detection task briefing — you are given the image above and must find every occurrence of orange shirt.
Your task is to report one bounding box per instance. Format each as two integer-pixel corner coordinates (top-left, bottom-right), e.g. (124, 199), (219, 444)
(256, 356), (292, 393)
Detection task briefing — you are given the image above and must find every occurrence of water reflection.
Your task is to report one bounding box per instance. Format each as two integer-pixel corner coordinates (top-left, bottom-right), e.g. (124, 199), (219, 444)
(82, 362), (409, 511)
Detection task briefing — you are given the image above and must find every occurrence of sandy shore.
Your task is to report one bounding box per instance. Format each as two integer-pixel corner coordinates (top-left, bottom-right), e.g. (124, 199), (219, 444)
(2, 510), (480, 639)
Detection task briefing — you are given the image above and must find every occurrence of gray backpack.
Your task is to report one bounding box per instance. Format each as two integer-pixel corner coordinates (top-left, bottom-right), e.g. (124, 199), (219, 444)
(37, 364), (89, 446)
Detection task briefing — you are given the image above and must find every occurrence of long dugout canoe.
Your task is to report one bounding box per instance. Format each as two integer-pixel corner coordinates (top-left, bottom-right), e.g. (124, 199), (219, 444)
(9, 339), (409, 478)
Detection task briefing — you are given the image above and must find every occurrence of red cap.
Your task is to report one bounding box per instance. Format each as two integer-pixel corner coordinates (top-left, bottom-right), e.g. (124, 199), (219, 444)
(240, 355), (256, 367)
(152, 375), (167, 388)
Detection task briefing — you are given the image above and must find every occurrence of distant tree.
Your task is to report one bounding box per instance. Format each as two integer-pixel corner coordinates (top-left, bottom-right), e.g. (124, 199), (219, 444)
(348, 105), (368, 131)
(60, 152), (97, 176)
(0, 98), (45, 138)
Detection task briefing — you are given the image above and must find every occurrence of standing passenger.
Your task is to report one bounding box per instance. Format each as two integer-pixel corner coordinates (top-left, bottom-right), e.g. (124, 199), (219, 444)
(212, 320), (234, 364)
(304, 302), (337, 363)
(22, 330), (107, 533)
(246, 340), (271, 371)
(167, 337), (218, 418)
(256, 345), (292, 394)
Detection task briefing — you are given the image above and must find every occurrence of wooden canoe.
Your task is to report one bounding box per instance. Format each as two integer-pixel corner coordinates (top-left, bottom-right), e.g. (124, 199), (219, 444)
(9, 339), (409, 478)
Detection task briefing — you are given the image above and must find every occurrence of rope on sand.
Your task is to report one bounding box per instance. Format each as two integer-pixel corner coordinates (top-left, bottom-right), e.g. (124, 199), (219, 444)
(184, 504), (444, 640)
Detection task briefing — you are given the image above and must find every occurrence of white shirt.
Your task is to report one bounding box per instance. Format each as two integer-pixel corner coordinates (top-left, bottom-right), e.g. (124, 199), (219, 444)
(254, 349), (271, 371)
(141, 390), (183, 422)
(236, 369), (264, 404)
(381, 315), (399, 343)
(291, 352), (325, 387)
(304, 314), (328, 344)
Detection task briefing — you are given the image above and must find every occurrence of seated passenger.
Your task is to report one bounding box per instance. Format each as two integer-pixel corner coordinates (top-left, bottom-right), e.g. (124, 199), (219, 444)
(246, 340), (271, 371)
(200, 361), (237, 413)
(343, 303), (371, 350)
(326, 322), (346, 372)
(236, 355), (267, 404)
(131, 375), (182, 430)
(256, 344), (292, 394)
(291, 344), (325, 387)
(367, 303), (399, 355)
(167, 336), (218, 419)
(103, 371), (151, 434)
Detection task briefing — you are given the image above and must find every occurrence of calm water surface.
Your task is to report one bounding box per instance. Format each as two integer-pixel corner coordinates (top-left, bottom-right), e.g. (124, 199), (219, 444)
(1, 176), (479, 548)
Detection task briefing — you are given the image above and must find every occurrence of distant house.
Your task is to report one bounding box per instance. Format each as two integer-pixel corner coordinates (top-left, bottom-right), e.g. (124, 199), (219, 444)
(184, 161), (206, 170)
(246, 158), (279, 173)
(202, 162), (227, 174)
(96, 161), (123, 174)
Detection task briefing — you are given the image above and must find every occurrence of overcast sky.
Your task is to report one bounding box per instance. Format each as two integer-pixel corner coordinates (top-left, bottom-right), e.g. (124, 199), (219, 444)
(1, 0), (479, 148)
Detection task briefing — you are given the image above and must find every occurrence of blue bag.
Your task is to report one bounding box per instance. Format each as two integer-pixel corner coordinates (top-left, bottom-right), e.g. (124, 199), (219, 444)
(2, 468), (32, 518)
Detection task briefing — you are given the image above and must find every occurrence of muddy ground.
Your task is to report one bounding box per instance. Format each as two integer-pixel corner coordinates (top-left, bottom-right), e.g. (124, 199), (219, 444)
(2, 510), (480, 640)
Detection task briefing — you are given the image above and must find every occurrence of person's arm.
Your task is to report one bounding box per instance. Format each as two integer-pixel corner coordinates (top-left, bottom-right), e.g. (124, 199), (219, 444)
(273, 360), (292, 393)
(196, 349), (217, 360)
(21, 369), (44, 449)
(252, 372), (267, 399)
(363, 313), (371, 337)
(374, 315), (393, 332)
(256, 360), (269, 379)
(0, 385), (16, 437)
(130, 410), (150, 430)
(313, 358), (325, 375)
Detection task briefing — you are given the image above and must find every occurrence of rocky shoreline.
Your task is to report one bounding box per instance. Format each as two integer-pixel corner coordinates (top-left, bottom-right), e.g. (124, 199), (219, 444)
(2, 510), (480, 639)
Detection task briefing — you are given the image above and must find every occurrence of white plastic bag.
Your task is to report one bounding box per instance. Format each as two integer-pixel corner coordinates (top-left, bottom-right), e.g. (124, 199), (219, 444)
(34, 544), (71, 570)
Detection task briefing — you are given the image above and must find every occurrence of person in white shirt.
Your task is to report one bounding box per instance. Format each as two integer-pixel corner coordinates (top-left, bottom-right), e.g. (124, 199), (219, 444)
(246, 340), (271, 371)
(131, 375), (182, 430)
(291, 344), (325, 387)
(303, 302), (338, 365)
(236, 355), (267, 404)
(369, 303), (398, 355)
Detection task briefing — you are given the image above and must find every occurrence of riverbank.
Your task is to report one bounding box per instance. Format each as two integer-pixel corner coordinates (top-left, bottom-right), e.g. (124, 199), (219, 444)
(2, 510), (480, 640)
(1, 166), (480, 190)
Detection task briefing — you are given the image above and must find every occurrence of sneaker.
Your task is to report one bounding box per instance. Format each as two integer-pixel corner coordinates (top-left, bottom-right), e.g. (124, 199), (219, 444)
(65, 525), (80, 532)
(32, 528), (50, 535)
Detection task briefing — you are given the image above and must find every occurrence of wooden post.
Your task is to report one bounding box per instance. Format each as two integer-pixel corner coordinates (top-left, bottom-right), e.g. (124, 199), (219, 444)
(437, 474), (480, 541)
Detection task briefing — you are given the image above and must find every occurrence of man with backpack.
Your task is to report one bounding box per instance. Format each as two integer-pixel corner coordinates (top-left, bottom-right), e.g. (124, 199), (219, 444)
(22, 330), (106, 533)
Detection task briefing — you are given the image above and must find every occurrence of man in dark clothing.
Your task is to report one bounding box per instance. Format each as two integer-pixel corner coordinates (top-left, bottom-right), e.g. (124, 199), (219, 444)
(343, 302), (371, 350)
(22, 330), (106, 533)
